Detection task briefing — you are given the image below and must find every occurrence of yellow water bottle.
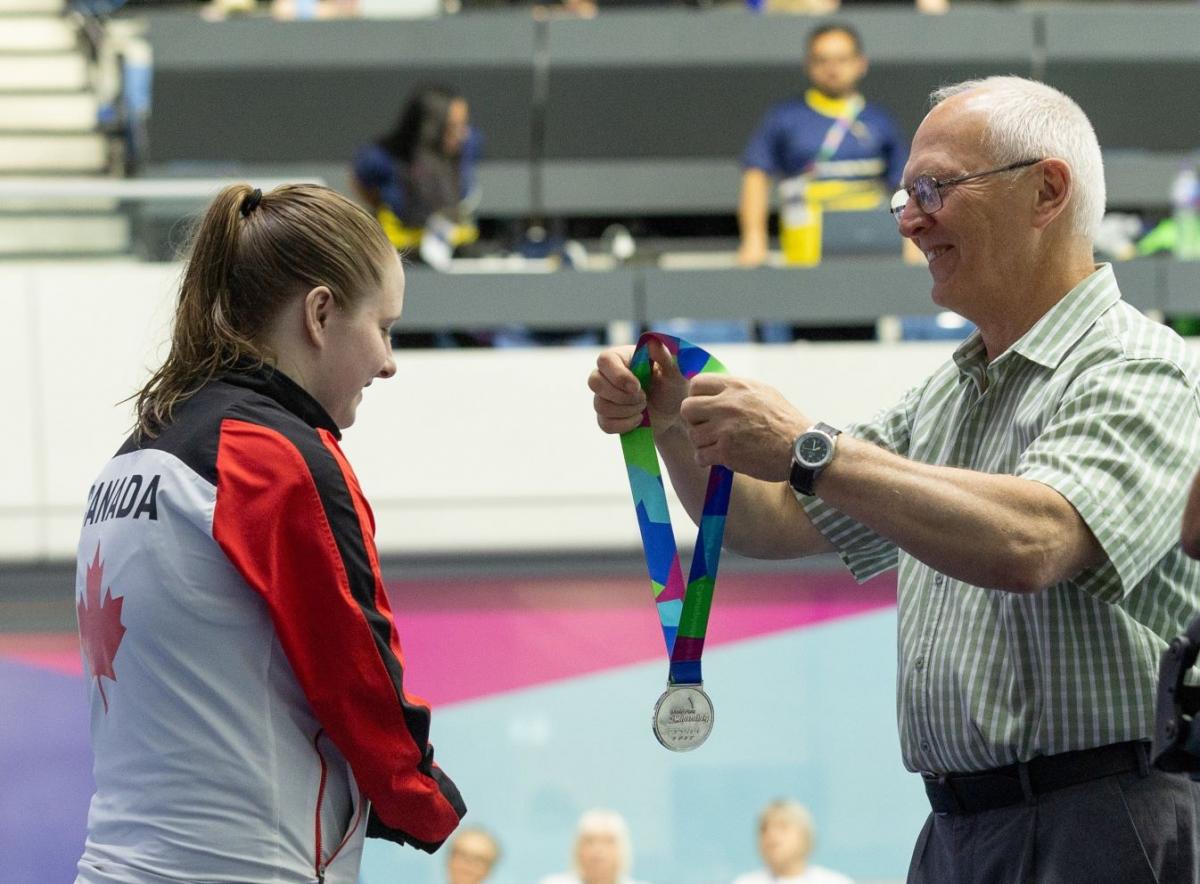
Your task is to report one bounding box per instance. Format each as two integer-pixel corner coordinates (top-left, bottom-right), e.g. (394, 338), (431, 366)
(779, 177), (822, 267)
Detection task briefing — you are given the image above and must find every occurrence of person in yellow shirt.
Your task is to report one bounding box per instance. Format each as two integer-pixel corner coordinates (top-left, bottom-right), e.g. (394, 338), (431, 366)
(737, 24), (915, 267)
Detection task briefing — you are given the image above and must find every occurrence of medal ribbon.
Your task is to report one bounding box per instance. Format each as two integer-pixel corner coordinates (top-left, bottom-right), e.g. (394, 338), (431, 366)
(619, 333), (733, 687)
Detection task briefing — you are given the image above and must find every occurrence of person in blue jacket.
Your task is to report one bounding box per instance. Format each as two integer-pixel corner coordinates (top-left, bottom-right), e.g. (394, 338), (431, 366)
(352, 84), (482, 266)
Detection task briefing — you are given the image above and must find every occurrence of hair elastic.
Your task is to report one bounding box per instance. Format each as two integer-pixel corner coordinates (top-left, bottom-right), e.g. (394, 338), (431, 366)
(240, 188), (263, 217)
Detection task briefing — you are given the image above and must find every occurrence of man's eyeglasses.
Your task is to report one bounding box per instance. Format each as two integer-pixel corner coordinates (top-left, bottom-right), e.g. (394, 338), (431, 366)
(889, 159), (1043, 223)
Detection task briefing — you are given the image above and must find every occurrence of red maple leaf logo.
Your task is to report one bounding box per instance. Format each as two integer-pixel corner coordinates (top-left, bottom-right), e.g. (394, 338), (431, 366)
(78, 542), (126, 713)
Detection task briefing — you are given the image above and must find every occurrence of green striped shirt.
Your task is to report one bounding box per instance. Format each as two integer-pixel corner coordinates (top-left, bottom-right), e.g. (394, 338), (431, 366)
(802, 264), (1200, 774)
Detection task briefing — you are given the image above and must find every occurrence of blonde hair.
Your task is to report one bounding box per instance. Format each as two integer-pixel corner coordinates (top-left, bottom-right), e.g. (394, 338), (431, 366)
(133, 183), (394, 438)
(759, 799), (815, 858)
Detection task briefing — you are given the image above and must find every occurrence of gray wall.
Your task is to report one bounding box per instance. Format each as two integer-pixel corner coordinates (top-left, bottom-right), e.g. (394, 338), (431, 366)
(395, 258), (1194, 331)
(142, 5), (1200, 216)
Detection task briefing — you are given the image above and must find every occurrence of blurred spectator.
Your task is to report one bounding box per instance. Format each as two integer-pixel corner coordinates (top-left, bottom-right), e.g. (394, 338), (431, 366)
(352, 84), (482, 270)
(836, 0), (947, 11)
(1137, 216), (1181, 257)
(1135, 218), (1200, 336)
(446, 826), (501, 884)
(533, 0), (597, 18)
(736, 23), (915, 267)
(539, 809), (652, 884)
(765, 0), (946, 11)
(731, 800), (853, 884)
(203, 0), (359, 19)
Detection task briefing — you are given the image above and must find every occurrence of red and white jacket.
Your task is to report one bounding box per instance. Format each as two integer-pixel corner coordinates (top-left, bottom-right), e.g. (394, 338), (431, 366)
(74, 365), (465, 884)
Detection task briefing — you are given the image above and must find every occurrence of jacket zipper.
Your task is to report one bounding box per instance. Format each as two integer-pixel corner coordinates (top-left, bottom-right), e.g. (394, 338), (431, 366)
(325, 791), (366, 871)
(313, 729), (329, 883)
(313, 728), (365, 882)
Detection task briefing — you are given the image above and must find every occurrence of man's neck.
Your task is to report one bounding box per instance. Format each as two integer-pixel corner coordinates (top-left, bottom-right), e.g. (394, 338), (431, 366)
(977, 243), (1097, 362)
(805, 88), (860, 118)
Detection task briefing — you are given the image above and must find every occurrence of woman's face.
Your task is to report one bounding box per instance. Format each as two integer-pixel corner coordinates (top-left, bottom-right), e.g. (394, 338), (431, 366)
(443, 98), (470, 156)
(446, 830), (499, 884)
(309, 252), (404, 429)
(758, 810), (809, 875)
(576, 830), (621, 884)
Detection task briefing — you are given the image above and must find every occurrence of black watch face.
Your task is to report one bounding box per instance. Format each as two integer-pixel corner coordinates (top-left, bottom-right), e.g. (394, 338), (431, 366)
(797, 434), (830, 466)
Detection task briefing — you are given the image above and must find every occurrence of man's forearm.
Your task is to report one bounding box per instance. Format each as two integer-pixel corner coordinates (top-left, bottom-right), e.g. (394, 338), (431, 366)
(738, 169), (771, 253)
(815, 435), (1103, 591)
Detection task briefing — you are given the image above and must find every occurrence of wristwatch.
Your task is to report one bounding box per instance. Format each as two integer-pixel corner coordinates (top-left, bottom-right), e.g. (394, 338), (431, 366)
(789, 422), (842, 496)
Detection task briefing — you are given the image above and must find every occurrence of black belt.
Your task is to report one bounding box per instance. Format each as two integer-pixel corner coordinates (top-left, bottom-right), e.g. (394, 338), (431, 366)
(921, 740), (1151, 815)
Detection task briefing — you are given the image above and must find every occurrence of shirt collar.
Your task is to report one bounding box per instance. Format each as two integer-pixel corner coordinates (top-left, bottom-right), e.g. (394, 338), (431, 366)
(221, 361), (342, 440)
(805, 88), (861, 119)
(952, 264), (1121, 381)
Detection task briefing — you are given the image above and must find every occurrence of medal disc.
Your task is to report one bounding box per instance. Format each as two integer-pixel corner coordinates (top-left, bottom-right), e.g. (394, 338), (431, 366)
(652, 684), (714, 751)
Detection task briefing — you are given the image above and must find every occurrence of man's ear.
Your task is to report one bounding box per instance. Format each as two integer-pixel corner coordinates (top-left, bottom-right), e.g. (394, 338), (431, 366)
(302, 286), (334, 347)
(1032, 158), (1072, 231)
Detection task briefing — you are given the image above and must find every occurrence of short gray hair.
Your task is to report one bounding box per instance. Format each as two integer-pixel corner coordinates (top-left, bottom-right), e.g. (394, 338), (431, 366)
(930, 76), (1105, 242)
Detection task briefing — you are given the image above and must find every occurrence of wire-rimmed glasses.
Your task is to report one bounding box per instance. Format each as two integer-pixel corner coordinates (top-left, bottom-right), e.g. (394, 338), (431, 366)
(889, 159), (1044, 224)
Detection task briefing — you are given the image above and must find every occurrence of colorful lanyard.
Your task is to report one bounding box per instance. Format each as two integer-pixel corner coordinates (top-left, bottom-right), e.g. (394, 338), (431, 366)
(619, 333), (733, 686)
(810, 94), (866, 173)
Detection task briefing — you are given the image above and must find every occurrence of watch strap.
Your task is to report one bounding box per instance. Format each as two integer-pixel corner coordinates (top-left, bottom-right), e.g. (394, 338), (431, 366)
(789, 422), (841, 496)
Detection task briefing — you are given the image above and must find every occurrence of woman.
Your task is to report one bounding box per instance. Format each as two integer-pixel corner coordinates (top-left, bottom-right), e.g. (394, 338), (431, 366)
(539, 810), (652, 884)
(74, 183), (465, 883)
(731, 800), (853, 884)
(352, 84), (481, 264)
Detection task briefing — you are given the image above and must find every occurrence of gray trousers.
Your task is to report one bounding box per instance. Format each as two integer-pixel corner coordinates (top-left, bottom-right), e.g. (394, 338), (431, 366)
(907, 767), (1200, 883)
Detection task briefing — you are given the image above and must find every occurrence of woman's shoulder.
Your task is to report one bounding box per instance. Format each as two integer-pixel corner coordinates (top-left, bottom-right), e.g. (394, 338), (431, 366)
(353, 141), (390, 162)
(192, 372), (337, 469)
(352, 142), (397, 180)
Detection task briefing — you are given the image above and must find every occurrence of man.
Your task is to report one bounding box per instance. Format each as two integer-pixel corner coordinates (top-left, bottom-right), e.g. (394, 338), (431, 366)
(736, 23), (911, 267)
(731, 800), (852, 884)
(772, 0), (947, 11)
(445, 827), (501, 884)
(590, 77), (1200, 881)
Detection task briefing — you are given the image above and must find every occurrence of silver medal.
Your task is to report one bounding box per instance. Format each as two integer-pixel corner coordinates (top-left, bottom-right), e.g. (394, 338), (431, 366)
(652, 683), (714, 751)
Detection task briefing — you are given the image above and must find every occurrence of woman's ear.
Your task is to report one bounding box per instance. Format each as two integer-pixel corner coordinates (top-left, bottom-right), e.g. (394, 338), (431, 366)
(302, 286), (334, 347)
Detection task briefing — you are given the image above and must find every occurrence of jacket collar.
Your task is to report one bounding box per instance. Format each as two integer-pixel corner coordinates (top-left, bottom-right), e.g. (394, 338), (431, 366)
(222, 361), (341, 440)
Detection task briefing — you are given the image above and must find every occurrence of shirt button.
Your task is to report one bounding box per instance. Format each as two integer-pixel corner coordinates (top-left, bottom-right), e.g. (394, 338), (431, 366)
(934, 574), (944, 587)
(914, 656), (925, 670)
(921, 740), (931, 751)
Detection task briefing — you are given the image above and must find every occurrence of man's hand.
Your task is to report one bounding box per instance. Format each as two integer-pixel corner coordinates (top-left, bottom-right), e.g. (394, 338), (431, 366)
(736, 238), (768, 268)
(588, 338), (688, 435)
(680, 375), (810, 481)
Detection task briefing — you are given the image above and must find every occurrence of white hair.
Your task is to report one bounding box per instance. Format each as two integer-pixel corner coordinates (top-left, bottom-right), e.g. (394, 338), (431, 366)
(930, 76), (1105, 242)
(573, 808), (632, 878)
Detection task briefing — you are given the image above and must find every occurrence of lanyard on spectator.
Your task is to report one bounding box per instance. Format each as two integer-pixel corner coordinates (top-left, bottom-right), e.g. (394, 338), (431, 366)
(783, 95), (870, 214)
(807, 94), (866, 174)
(619, 332), (733, 687)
